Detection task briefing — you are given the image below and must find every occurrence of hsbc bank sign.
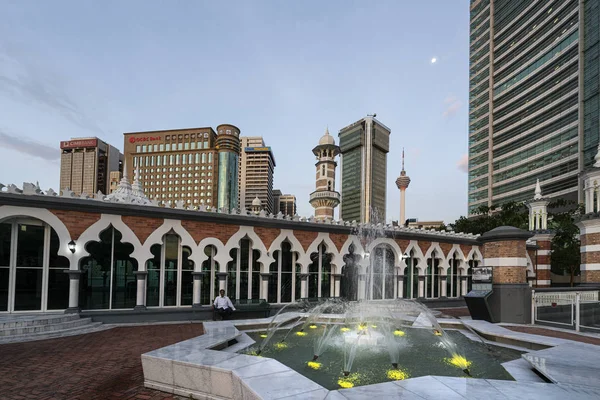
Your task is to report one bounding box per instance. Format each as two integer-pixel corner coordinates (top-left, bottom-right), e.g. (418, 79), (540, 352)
(129, 136), (162, 144)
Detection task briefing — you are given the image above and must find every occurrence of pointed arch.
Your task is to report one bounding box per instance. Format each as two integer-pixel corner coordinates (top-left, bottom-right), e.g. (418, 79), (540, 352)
(76, 214), (148, 270)
(366, 237), (404, 267)
(198, 237), (227, 272)
(444, 244), (466, 274)
(300, 233), (341, 273)
(0, 205), (72, 261)
(224, 226), (274, 272)
(141, 219), (200, 268)
(268, 229), (305, 264)
(404, 240), (426, 274)
(424, 242), (444, 260)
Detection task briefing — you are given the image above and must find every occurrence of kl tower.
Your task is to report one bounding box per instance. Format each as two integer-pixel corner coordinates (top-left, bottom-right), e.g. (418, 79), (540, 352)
(395, 149), (411, 226)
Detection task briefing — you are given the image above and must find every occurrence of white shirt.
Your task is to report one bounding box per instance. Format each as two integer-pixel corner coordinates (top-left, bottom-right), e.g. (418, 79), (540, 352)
(214, 296), (235, 310)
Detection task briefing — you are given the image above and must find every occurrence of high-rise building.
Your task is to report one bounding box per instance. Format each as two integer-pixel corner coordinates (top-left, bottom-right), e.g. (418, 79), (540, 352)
(238, 137), (276, 214)
(123, 127), (219, 207)
(109, 171), (122, 193)
(310, 128), (340, 220)
(216, 124), (241, 212)
(339, 116), (390, 223)
(279, 194), (297, 216)
(467, 0), (597, 215)
(60, 137), (123, 195)
(272, 189), (282, 214)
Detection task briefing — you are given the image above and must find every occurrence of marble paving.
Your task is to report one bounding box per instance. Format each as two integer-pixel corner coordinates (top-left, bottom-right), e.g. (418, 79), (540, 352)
(142, 315), (600, 399)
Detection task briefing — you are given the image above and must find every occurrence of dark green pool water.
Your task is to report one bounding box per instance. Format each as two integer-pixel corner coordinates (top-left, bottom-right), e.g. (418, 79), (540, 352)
(243, 326), (521, 390)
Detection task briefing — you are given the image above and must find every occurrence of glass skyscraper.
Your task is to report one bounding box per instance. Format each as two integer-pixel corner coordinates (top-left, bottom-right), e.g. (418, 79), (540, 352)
(339, 116), (390, 223)
(467, 0), (600, 215)
(216, 124), (241, 211)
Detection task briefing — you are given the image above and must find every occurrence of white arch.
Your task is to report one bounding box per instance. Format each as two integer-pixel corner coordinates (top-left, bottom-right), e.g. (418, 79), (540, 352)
(300, 233), (342, 274)
(76, 214), (148, 270)
(197, 237), (227, 272)
(269, 229), (306, 266)
(224, 226), (274, 272)
(0, 205), (73, 262)
(424, 242), (444, 260)
(403, 240), (426, 274)
(367, 238), (404, 267)
(142, 219), (200, 268)
(444, 244), (467, 274)
(340, 235), (364, 258)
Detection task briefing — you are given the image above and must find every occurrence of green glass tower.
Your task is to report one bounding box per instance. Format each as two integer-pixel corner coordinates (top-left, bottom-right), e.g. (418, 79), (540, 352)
(339, 116), (390, 223)
(216, 124), (240, 212)
(467, 0), (597, 215)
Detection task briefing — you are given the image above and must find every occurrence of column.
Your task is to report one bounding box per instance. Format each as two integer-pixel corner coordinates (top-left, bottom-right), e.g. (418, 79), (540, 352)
(217, 272), (228, 293)
(332, 274), (342, 298)
(478, 226), (533, 323)
(64, 270), (82, 313)
(576, 218), (600, 286)
(298, 273), (309, 299)
(531, 233), (554, 287)
(192, 271), (205, 308)
(461, 276), (468, 296)
(418, 276), (425, 298)
(440, 275), (447, 297)
(357, 274), (367, 300)
(397, 275), (404, 298)
(133, 271), (148, 310)
(260, 273), (271, 300)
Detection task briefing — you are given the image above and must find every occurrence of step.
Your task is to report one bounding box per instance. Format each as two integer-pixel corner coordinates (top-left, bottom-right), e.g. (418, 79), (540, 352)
(0, 322), (109, 344)
(0, 313), (80, 330)
(0, 317), (94, 337)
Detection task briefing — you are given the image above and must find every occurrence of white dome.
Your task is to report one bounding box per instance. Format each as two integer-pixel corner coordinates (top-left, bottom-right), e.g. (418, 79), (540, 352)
(319, 127), (335, 145)
(252, 196), (262, 206)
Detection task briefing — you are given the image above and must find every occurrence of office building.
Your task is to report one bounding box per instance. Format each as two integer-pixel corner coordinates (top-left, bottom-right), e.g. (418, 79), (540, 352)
(272, 189), (282, 213)
(238, 137), (276, 214)
(109, 171), (122, 194)
(279, 194), (297, 216)
(123, 127), (219, 207)
(338, 116), (390, 223)
(309, 128), (340, 220)
(60, 137), (123, 195)
(216, 125), (241, 212)
(467, 0), (596, 215)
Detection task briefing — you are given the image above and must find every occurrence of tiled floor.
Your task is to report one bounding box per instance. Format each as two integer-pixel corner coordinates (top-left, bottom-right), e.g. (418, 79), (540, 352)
(0, 323), (204, 400)
(504, 325), (600, 346)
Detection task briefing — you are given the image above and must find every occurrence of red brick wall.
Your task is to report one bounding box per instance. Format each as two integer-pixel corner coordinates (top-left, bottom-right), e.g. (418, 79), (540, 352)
(580, 233), (600, 247)
(121, 216), (164, 244)
(483, 240), (525, 259)
(493, 267), (526, 284)
(295, 231), (319, 251)
(50, 209), (100, 240)
(254, 227), (280, 249)
(582, 270), (600, 283)
(329, 233), (348, 252)
(418, 241), (432, 255)
(439, 243), (452, 257)
(395, 239), (410, 252)
(181, 220), (240, 244)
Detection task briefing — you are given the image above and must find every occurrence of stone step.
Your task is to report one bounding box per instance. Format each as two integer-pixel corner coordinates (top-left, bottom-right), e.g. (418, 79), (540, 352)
(0, 313), (80, 330)
(0, 317), (94, 337)
(0, 322), (109, 344)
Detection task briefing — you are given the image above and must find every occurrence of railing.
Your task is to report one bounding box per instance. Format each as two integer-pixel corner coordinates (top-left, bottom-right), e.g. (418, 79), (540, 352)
(309, 191), (340, 201)
(532, 289), (600, 332)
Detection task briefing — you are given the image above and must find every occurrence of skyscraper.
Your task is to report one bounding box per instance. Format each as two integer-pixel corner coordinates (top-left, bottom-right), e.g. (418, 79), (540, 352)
(467, 0), (597, 215)
(279, 194), (297, 216)
(123, 127), (219, 207)
(60, 137), (123, 196)
(216, 124), (241, 212)
(238, 137), (276, 214)
(339, 116), (390, 223)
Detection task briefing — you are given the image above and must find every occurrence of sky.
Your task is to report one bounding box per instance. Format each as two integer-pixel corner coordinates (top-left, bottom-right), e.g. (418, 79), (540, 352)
(0, 0), (470, 224)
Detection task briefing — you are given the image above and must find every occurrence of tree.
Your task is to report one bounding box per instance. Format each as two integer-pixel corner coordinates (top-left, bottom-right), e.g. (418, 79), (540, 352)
(448, 200), (583, 286)
(549, 200), (583, 287)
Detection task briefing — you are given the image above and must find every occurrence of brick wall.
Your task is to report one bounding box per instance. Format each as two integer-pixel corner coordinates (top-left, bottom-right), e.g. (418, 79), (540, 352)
(581, 232), (600, 247)
(582, 270), (600, 283)
(181, 220), (240, 244)
(295, 231), (319, 251)
(121, 216), (163, 244)
(254, 227), (280, 249)
(483, 240), (525, 259)
(50, 209), (100, 240)
(493, 266), (526, 284)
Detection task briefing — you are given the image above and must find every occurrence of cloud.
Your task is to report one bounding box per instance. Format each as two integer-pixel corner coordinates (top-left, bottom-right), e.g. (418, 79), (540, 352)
(0, 128), (58, 161)
(0, 44), (104, 135)
(442, 96), (463, 118)
(457, 154), (468, 173)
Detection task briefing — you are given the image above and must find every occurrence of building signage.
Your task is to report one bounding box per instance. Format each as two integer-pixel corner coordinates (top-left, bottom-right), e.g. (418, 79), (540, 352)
(129, 136), (162, 144)
(60, 139), (98, 149)
(472, 267), (492, 283)
(244, 147), (272, 152)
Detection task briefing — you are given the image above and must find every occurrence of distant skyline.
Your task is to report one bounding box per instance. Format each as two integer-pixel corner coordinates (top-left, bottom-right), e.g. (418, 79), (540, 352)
(0, 0), (470, 223)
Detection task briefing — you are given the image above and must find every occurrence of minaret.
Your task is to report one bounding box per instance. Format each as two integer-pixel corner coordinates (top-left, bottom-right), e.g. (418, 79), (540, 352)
(309, 127), (341, 220)
(395, 149), (411, 226)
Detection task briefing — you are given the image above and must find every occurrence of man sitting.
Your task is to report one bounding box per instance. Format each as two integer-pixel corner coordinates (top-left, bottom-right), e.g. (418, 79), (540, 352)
(213, 289), (236, 320)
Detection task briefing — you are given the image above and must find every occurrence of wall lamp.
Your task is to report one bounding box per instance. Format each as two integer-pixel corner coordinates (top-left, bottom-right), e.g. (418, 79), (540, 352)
(68, 240), (76, 254)
(402, 252), (409, 260)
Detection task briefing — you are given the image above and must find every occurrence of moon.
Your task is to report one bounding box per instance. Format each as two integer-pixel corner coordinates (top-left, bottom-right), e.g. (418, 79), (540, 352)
(431, 57), (437, 64)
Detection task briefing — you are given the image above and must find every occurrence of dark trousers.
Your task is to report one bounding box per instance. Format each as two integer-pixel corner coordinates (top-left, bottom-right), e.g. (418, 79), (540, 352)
(216, 307), (233, 320)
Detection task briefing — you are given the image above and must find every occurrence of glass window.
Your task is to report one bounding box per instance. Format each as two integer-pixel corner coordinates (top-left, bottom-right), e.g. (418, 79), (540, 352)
(166, 143), (171, 151)
(178, 143), (183, 151)
(142, 145), (147, 152)
(136, 145), (141, 153)
(159, 144), (164, 151)
(204, 141), (209, 149)
(184, 142), (190, 150)
(208, 153), (213, 163)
